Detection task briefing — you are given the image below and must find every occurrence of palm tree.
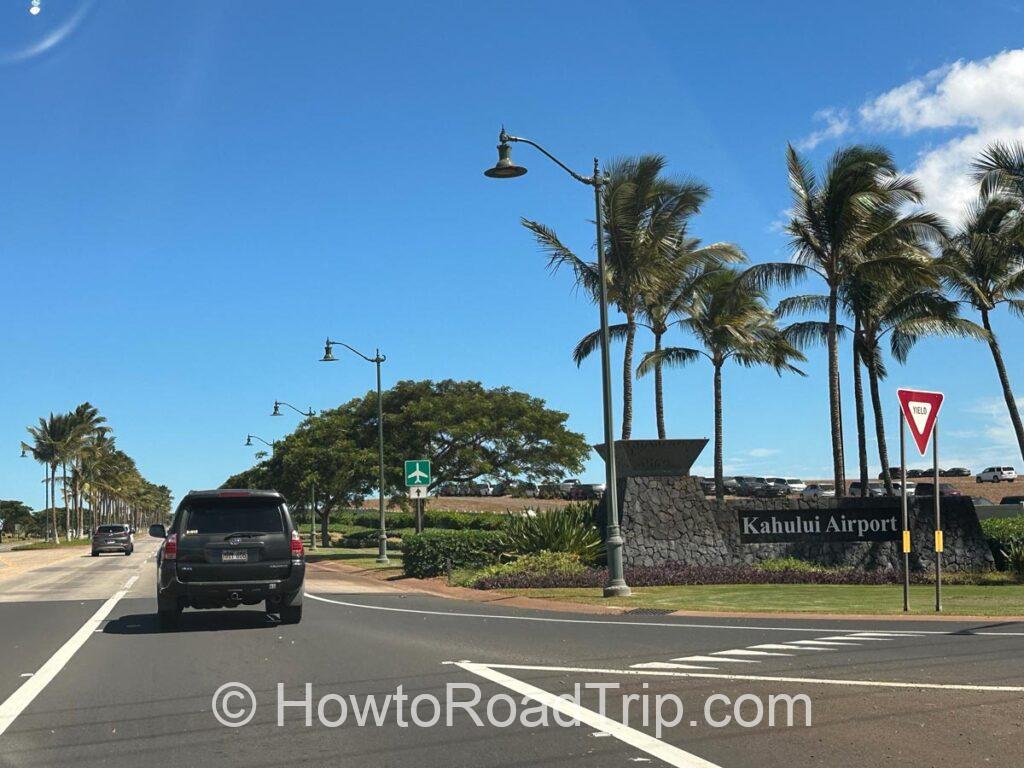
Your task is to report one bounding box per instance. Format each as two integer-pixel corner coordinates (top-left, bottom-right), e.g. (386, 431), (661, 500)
(23, 413), (75, 542)
(638, 267), (805, 500)
(524, 155), (711, 439)
(749, 144), (944, 495)
(975, 141), (1024, 200)
(572, 238), (745, 439)
(939, 193), (1024, 461)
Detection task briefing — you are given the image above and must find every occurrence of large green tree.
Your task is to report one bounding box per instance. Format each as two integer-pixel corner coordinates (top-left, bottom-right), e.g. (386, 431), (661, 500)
(0, 500), (33, 543)
(224, 379), (590, 511)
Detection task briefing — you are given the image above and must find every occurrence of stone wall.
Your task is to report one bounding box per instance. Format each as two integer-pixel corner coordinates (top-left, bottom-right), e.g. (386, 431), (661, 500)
(618, 475), (994, 572)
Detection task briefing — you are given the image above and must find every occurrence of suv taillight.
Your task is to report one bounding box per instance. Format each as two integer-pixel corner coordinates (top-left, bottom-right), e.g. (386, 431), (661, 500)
(164, 533), (177, 560)
(290, 529), (304, 559)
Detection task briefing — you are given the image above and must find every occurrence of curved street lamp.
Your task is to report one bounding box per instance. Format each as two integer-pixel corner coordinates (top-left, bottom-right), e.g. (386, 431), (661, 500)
(271, 401), (315, 418)
(484, 128), (630, 598)
(272, 399), (318, 549)
(321, 338), (389, 564)
(245, 434), (275, 450)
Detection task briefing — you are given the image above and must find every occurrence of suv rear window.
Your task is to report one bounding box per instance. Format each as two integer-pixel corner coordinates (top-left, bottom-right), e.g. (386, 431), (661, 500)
(96, 525), (126, 534)
(182, 498), (284, 536)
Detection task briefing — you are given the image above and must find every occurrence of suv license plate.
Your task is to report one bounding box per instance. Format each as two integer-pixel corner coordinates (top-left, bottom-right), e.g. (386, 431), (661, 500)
(222, 551), (249, 563)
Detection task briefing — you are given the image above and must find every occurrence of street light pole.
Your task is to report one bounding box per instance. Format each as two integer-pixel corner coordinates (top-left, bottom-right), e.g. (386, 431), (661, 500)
(485, 129), (630, 597)
(321, 339), (389, 564)
(271, 401), (317, 548)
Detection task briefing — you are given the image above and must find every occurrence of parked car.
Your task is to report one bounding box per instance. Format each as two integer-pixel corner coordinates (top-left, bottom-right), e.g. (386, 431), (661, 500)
(489, 480), (508, 497)
(508, 480), (538, 498)
(849, 481), (885, 497)
(765, 477), (791, 492)
(569, 482), (606, 501)
(977, 466), (1017, 483)
(802, 483), (835, 501)
(907, 468), (928, 478)
(558, 478), (581, 497)
(878, 467), (905, 480)
(91, 523), (134, 557)
(892, 481), (917, 496)
(972, 497), (995, 506)
(473, 482), (494, 496)
(783, 478), (806, 493)
(734, 476), (767, 496)
(914, 482), (962, 497)
(752, 482), (788, 498)
(150, 489), (304, 629)
(721, 476), (740, 494)
(698, 476), (716, 495)
(942, 467), (971, 477)
(1000, 495), (1024, 506)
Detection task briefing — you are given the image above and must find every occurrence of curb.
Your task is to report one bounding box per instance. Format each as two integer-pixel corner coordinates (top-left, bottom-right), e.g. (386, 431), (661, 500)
(305, 559), (1024, 622)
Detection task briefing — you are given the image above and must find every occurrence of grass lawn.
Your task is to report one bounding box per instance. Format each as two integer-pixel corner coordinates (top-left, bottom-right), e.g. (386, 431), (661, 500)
(306, 547), (404, 571)
(11, 539), (91, 551)
(502, 583), (1024, 617)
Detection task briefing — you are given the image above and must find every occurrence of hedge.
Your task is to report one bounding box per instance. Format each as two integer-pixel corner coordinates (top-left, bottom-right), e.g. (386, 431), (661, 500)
(401, 530), (507, 578)
(337, 510), (506, 531)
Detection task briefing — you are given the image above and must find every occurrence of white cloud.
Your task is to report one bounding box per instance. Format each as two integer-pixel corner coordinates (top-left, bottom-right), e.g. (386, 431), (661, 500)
(747, 448), (780, 458)
(859, 49), (1024, 224)
(796, 108), (850, 151)
(803, 50), (1024, 225)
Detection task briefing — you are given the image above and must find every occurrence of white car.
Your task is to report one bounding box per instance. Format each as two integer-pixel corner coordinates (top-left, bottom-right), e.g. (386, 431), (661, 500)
(892, 481), (917, 495)
(801, 483), (835, 501)
(558, 478), (581, 496)
(784, 478), (806, 493)
(977, 466), (1017, 483)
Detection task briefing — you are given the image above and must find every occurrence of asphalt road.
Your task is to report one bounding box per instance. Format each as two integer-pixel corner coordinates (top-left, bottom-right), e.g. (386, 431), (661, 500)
(1, 539), (1022, 768)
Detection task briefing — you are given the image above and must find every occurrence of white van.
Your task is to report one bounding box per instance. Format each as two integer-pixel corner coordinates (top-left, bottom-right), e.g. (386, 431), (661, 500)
(976, 467), (1017, 483)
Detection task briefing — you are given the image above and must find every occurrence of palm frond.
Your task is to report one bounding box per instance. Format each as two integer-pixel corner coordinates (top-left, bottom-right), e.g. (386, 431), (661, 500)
(636, 347), (704, 378)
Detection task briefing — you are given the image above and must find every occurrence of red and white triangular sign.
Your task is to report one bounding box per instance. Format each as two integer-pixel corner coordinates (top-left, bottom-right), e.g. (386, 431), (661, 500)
(896, 388), (944, 455)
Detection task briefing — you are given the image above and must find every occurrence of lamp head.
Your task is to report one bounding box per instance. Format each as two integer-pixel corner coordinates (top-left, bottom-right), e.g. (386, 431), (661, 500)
(484, 140), (527, 179)
(245, 435), (253, 447)
(271, 402), (281, 417)
(320, 340), (337, 362)
(20, 447), (27, 458)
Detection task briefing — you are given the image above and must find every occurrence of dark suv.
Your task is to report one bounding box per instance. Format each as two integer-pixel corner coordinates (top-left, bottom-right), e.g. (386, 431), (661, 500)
(92, 524), (133, 556)
(149, 489), (305, 629)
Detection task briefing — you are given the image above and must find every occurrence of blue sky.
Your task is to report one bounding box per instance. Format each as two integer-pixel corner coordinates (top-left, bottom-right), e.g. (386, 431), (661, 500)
(2, 0), (1023, 508)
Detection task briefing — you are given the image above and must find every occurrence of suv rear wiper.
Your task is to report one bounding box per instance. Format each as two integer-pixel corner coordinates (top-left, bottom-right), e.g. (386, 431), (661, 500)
(222, 531), (269, 540)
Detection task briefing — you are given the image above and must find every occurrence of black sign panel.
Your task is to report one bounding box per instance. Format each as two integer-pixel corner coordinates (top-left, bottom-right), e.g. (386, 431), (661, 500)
(738, 508), (901, 543)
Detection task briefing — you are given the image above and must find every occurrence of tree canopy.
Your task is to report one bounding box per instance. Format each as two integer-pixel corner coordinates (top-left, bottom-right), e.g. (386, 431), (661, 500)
(223, 379), (589, 510)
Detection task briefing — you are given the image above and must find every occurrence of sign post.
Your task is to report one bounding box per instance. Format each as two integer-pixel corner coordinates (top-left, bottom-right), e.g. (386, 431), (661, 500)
(896, 388), (945, 613)
(405, 460), (431, 534)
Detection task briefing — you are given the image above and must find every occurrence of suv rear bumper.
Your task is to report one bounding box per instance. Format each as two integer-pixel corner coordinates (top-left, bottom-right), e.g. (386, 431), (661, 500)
(158, 564), (305, 610)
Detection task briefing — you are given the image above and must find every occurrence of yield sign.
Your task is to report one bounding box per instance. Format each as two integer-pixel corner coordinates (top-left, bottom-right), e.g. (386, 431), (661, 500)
(897, 388), (944, 455)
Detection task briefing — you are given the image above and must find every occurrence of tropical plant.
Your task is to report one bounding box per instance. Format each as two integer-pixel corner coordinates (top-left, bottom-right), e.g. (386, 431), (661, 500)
(502, 504), (604, 563)
(749, 144), (943, 494)
(638, 267), (805, 500)
(523, 155), (711, 439)
(939, 191), (1024, 462)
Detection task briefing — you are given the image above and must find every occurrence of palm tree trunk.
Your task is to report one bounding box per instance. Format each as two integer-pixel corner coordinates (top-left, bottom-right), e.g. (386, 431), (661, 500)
(981, 309), (1024, 462)
(50, 465), (60, 544)
(622, 314), (635, 440)
(827, 288), (846, 495)
(852, 321), (868, 496)
(714, 362), (724, 502)
(867, 358), (895, 496)
(654, 330), (666, 440)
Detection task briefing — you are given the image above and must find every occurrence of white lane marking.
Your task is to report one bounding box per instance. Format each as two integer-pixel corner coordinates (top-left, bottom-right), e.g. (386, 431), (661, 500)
(820, 635), (888, 641)
(671, 655), (758, 664)
(789, 640), (860, 647)
(18, 674), (32, 678)
(123, 575), (139, 591)
(712, 649), (790, 657)
(469, 662), (1024, 693)
(454, 662), (722, 768)
(849, 632), (925, 638)
(305, 592), (1024, 636)
(0, 588), (129, 736)
(630, 662), (717, 670)
(749, 643), (827, 651)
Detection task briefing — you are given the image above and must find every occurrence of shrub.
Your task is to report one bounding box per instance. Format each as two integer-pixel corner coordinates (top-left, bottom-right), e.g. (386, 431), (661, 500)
(503, 504), (603, 563)
(979, 516), (1024, 570)
(424, 510), (505, 530)
(401, 530), (507, 578)
(1006, 542), (1024, 577)
(756, 557), (825, 574)
(466, 551), (586, 588)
